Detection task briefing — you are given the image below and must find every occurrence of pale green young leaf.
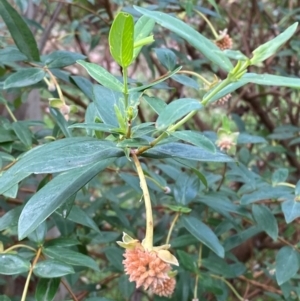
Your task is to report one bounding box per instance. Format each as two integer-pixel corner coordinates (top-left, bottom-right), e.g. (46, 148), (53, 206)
(251, 22), (298, 64)
(109, 12), (134, 67)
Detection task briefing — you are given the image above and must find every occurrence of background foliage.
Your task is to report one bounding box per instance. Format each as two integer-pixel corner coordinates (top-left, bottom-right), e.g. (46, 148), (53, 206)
(0, 0), (300, 301)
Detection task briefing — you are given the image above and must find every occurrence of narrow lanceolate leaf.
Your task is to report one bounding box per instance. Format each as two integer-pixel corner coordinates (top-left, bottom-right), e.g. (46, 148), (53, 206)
(251, 22), (298, 65)
(33, 260), (74, 278)
(109, 12), (134, 67)
(183, 216), (224, 258)
(43, 246), (100, 271)
(133, 15), (155, 59)
(4, 68), (46, 89)
(18, 158), (115, 239)
(12, 121), (32, 148)
(276, 246), (299, 285)
(156, 98), (202, 130)
(252, 204), (278, 241)
(133, 6), (233, 72)
(0, 137), (123, 195)
(0, 254), (30, 275)
(35, 278), (60, 301)
(77, 60), (124, 92)
(0, 0), (40, 61)
(171, 130), (216, 153)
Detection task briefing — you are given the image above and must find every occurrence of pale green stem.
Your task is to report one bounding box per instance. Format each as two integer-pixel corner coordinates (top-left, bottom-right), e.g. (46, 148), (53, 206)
(4, 103), (17, 122)
(134, 36), (154, 48)
(194, 9), (219, 39)
(178, 70), (211, 86)
(131, 151), (153, 250)
(3, 244), (36, 253)
(211, 274), (244, 301)
(165, 212), (180, 244)
(21, 247), (42, 301)
(123, 67), (129, 108)
(45, 69), (66, 104)
(193, 244), (202, 300)
(276, 182), (295, 188)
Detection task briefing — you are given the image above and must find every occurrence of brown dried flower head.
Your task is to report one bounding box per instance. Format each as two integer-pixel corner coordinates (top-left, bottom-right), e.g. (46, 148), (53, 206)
(215, 29), (233, 50)
(117, 233), (178, 298)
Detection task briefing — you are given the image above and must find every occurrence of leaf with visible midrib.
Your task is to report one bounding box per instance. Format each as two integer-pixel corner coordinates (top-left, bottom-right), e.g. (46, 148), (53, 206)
(109, 12), (134, 68)
(0, 0), (40, 61)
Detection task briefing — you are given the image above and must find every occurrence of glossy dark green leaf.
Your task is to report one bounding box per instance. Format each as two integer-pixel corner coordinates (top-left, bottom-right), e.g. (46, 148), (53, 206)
(171, 130), (216, 153)
(0, 0), (40, 61)
(177, 250), (197, 272)
(77, 60), (123, 92)
(133, 15), (155, 59)
(133, 6), (233, 72)
(18, 158), (115, 239)
(154, 48), (176, 70)
(171, 74), (200, 89)
(272, 168), (289, 185)
(252, 204), (278, 241)
(281, 198), (300, 223)
(104, 247), (124, 271)
(50, 108), (72, 138)
(0, 254), (30, 275)
(251, 22), (298, 64)
(70, 75), (94, 100)
(93, 85), (124, 127)
(276, 246), (299, 285)
(118, 274), (135, 300)
(144, 142), (234, 162)
(156, 98), (202, 130)
(4, 68), (45, 89)
(43, 246), (100, 271)
(69, 123), (119, 134)
(109, 12), (134, 67)
(12, 121), (32, 148)
(0, 137), (122, 195)
(45, 50), (86, 68)
(183, 216), (224, 257)
(35, 278), (60, 301)
(33, 260), (74, 278)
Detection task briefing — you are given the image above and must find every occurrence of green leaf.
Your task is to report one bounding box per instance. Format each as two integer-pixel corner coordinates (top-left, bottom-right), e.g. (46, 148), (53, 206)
(43, 246), (100, 271)
(28, 222), (47, 245)
(0, 0), (40, 61)
(171, 130), (216, 153)
(44, 50), (86, 68)
(58, 206), (100, 233)
(69, 123), (120, 134)
(109, 12), (134, 67)
(0, 47), (27, 62)
(276, 246), (299, 285)
(77, 60), (124, 92)
(143, 95), (167, 114)
(18, 158), (115, 239)
(0, 254), (30, 275)
(50, 108), (72, 138)
(154, 48), (176, 71)
(0, 295), (11, 301)
(174, 174), (200, 205)
(0, 137), (122, 195)
(12, 121), (32, 148)
(177, 250), (197, 272)
(171, 74), (200, 90)
(156, 98), (202, 130)
(281, 198), (300, 223)
(252, 204), (278, 241)
(0, 207), (22, 231)
(296, 180), (300, 197)
(133, 15), (155, 60)
(4, 68), (46, 89)
(251, 22), (298, 64)
(133, 6), (233, 72)
(35, 278), (60, 301)
(183, 216), (224, 258)
(272, 168), (289, 185)
(93, 85), (124, 127)
(33, 260), (74, 278)
(104, 247), (124, 271)
(145, 142), (234, 163)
